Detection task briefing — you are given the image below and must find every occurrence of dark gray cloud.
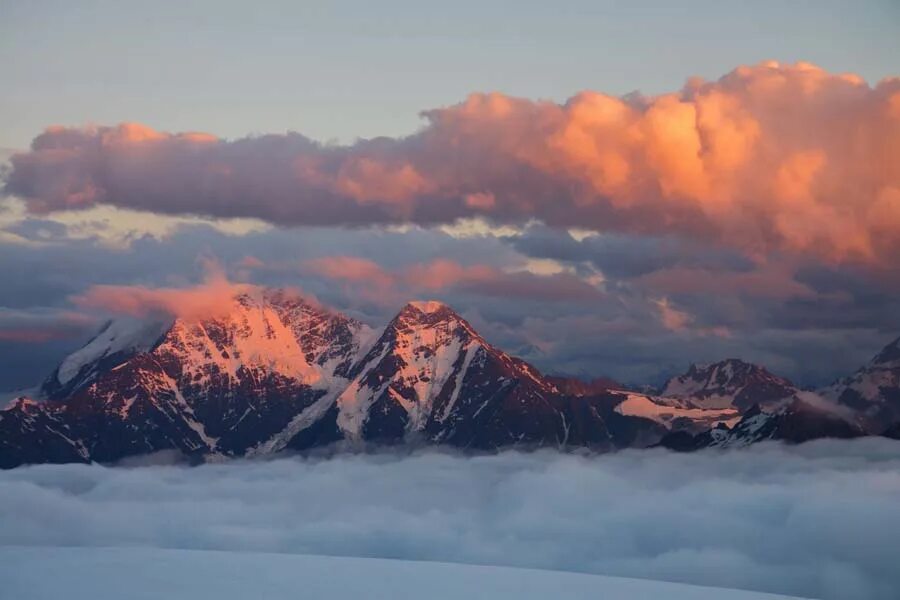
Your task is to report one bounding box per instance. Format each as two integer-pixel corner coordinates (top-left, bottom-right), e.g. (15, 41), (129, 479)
(1, 441), (899, 600)
(1, 213), (898, 391)
(505, 226), (752, 279)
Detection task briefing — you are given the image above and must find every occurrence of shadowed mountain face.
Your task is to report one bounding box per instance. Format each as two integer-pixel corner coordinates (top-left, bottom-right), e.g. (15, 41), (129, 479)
(661, 359), (798, 412)
(659, 400), (866, 452)
(658, 336), (900, 451)
(1, 291), (370, 467)
(819, 337), (900, 430)
(1, 291), (894, 468)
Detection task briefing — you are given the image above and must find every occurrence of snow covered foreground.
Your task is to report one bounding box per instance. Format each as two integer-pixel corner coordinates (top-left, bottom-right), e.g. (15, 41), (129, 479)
(1, 546), (802, 600)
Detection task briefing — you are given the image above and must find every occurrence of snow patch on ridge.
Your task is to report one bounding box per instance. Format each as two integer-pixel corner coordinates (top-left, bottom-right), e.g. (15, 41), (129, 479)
(615, 393), (740, 429)
(57, 318), (169, 385)
(407, 300), (447, 314)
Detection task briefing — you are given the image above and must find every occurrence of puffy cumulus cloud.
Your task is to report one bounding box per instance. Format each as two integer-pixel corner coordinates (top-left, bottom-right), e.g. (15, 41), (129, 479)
(5, 61), (900, 266)
(1, 440), (899, 599)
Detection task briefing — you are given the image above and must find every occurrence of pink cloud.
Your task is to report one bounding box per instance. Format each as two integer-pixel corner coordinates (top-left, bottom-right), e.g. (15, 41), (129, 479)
(305, 256), (395, 289)
(236, 255), (265, 269)
(6, 61), (900, 265)
(69, 260), (266, 321)
(654, 297), (692, 332)
(653, 297), (731, 338)
(301, 256), (603, 304)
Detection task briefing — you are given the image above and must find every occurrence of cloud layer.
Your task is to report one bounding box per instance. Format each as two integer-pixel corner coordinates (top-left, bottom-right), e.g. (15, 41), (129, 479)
(5, 61), (900, 266)
(2, 440), (899, 600)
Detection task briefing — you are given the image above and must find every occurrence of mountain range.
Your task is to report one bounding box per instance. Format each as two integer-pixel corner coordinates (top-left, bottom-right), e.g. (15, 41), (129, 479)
(2, 289), (899, 468)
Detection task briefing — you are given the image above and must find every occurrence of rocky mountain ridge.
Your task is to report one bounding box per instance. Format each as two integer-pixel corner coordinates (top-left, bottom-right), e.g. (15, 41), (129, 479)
(2, 291), (898, 468)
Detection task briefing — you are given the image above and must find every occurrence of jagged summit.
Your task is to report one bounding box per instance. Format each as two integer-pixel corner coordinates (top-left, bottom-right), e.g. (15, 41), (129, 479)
(42, 288), (368, 400)
(336, 300), (491, 440)
(662, 358), (797, 412)
(820, 335), (900, 428)
(405, 300), (450, 315)
(2, 289), (897, 469)
(872, 336), (900, 366)
(391, 300), (476, 335)
(394, 300), (476, 332)
(687, 358), (746, 372)
(43, 317), (171, 399)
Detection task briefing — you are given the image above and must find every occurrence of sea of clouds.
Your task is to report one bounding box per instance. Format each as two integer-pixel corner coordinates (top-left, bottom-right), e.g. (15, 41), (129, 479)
(2, 439), (899, 600)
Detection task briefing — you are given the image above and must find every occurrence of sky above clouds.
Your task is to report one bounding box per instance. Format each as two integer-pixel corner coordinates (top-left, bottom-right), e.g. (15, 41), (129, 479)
(1, 1), (899, 392)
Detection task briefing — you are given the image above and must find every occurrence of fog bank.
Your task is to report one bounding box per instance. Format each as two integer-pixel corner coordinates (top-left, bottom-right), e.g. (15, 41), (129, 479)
(2, 439), (899, 600)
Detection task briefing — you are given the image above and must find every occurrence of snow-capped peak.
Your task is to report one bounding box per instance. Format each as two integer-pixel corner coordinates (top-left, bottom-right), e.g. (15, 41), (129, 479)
(819, 335), (900, 429)
(56, 318), (171, 386)
(157, 290), (370, 388)
(661, 358), (797, 411)
(394, 300), (480, 339)
(335, 301), (485, 438)
(405, 300), (449, 314)
(871, 336), (900, 367)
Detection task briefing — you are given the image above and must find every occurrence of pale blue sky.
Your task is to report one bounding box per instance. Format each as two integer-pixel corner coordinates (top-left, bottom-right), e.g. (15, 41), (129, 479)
(1, 0), (898, 150)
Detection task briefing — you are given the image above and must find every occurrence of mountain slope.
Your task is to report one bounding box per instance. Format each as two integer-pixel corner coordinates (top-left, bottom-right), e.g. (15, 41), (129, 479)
(2, 293), (894, 468)
(659, 397), (865, 451)
(661, 359), (798, 412)
(613, 392), (740, 434)
(1, 297), (673, 465)
(1, 290), (372, 466)
(333, 301), (614, 449)
(41, 317), (170, 399)
(820, 336), (900, 431)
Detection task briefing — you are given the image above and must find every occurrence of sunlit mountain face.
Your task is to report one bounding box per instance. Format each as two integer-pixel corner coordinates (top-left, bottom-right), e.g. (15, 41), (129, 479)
(2, 59), (900, 399)
(3, 289), (898, 469)
(3, 4), (900, 599)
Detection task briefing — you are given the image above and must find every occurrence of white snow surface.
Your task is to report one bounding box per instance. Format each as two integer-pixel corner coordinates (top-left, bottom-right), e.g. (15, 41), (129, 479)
(56, 317), (169, 385)
(615, 393), (741, 428)
(0, 547), (801, 600)
(661, 360), (795, 410)
(336, 303), (483, 437)
(53, 291), (371, 396)
(407, 299), (449, 314)
(158, 292), (362, 388)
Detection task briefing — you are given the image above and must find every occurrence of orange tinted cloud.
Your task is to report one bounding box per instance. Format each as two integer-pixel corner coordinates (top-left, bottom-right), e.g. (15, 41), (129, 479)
(301, 256), (602, 303)
(70, 262), (262, 322)
(6, 61), (899, 265)
(305, 256), (395, 288)
(654, 297), (691, 332)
